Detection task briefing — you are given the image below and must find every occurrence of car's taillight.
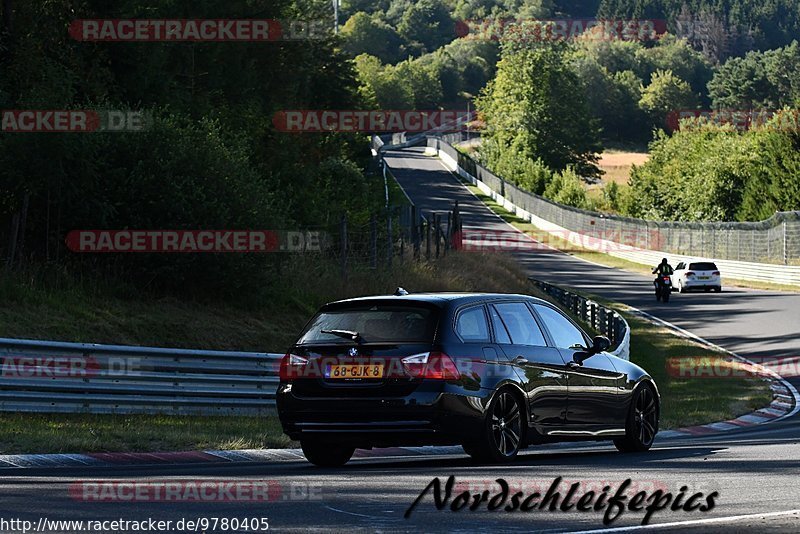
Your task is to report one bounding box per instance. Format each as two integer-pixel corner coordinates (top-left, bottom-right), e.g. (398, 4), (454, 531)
(713, 271), (720, 276)
(401, 351), (461, 380)
(279, 353), (309, 381)
(685, 271), (695, 277)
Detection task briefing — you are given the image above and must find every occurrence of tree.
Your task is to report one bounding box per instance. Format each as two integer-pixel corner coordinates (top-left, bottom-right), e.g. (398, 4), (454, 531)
(397, 0), (454, 55)
(633, 35), (712, 103)
(477, 43), (602, 178)
(573, 55), (646, 141)
(340, 12), (407, 64)
(353, 54), (444, 109)
(763, 42), (800, 108)
(621, 119), (800, 223)
(708, 51), (776, 109)
(0, 0), (379, 296)
(395, 58), (443, 108)
(544, 168), (589, 208)
(709, 41), (800, 110)
(354, 54), (415, 109)
(639, 70), (697, 130)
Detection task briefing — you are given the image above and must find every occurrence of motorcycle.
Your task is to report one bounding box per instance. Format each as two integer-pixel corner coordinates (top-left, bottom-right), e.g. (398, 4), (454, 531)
(654, 275), (672, 302)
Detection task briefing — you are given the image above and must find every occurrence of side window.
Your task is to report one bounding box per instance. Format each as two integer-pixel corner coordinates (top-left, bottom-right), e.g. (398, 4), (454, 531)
(494, 303), (547, 346)
(488, 305), (511, 344)
(456, 306), (490, 342)
(676, 262), (685, 270)
(533, 304), (587, 349)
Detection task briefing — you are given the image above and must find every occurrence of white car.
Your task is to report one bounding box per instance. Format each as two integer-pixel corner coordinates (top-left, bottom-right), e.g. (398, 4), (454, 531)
(672, 260), (722, 293)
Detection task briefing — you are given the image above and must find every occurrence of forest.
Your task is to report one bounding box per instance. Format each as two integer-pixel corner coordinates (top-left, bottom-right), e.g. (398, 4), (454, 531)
(340, 0), (800, 221)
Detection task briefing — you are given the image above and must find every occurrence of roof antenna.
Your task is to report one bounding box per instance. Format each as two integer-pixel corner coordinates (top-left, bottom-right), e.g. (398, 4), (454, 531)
(394, 287), (409, 296)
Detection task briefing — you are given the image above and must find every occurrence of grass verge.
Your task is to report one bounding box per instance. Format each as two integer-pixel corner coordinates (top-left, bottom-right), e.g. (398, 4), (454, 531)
(623, 314), (773, 429)
(0, 414), (292, 455)
(0, 235), (774, 453)
(462, 182), (800, 293)
(0, 251), (534, 455)
(536, 289), (773, 431)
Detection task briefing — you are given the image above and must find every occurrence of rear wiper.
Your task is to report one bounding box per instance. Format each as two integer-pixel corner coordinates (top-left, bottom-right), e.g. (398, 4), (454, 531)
(320, 329), (363, 343)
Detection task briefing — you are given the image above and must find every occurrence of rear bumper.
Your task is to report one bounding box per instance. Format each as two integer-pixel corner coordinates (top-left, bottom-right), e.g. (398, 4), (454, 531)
(682, 280), (721, 289)
(276, 381), (492, 447)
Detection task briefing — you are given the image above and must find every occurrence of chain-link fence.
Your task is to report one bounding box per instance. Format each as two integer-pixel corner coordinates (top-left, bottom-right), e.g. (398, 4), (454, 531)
(430, 136), (800, 265)
(301, 176), (462, 281)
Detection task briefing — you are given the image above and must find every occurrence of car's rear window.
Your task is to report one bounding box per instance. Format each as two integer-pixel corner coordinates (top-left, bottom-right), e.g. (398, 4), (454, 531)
(689, 262), (718, 271)
(297, 305), (437, 344)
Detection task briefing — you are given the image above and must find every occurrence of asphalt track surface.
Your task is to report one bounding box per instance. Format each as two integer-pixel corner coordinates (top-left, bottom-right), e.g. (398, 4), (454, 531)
(1, 146), (799, 533)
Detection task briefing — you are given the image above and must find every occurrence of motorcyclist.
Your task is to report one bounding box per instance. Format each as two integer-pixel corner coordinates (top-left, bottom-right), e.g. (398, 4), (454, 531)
(652, 258), (674, 276)
(652, 258), (674, 300)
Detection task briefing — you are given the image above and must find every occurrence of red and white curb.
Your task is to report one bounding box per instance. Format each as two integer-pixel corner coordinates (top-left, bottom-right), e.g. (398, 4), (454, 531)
(657, 381), (795, 439)
(1, 311), (795, 470)
(624, 306), (799, 439)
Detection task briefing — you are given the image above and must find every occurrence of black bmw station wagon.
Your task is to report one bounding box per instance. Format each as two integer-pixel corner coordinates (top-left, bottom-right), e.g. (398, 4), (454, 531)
(277, 292), (659, 467)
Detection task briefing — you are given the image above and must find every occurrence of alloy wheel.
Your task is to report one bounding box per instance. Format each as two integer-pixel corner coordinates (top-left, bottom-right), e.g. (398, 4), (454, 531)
(490, 392), (522, 457)
(633, 387), (658, 447)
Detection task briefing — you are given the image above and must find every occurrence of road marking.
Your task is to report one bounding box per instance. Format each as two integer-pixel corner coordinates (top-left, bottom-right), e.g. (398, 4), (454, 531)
(426, 155), (636, 271)
(625, 306), (800, 423)
(323, 505), (400, 522)
(567, 508), (800, 533)
(393, 148), (800, 427)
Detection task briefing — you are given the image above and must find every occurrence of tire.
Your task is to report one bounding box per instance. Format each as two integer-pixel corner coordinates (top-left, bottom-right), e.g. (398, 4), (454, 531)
(301, 440), (354, 467)
(715, 286), (722, 293)
(662, 290), (670, 303)
(614, 384), (659, 453)
(463, 389), (523, 463)
(678, 281), (685, 293)
(704, 287), (711, 292)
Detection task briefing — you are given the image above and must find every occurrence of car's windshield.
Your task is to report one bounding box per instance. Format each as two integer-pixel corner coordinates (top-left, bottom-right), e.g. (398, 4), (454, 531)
(298, 305), (437, 344)
(689, 262), (718, 271)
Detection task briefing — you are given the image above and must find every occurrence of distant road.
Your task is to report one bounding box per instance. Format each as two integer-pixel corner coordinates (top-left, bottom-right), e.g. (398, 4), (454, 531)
(383, 146), (800, 362)
(2, 145), (799, 533)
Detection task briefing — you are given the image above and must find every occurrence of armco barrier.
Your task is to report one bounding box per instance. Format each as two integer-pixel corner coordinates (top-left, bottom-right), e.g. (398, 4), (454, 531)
(0, 277), (627, 416)
(532, 279), (630, 361)
(428, 137), (800, 286)
(0, 338), (281, 415)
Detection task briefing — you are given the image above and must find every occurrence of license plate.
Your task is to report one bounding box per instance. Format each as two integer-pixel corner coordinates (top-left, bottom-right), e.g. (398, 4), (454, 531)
(699, 276), (709, 280)
(326, 364), (384, 379)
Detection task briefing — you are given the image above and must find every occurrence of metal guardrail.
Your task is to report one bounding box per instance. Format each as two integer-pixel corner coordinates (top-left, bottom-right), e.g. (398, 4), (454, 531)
(429, 137), (800, 266)
(429, 137), (800, 285)
(531, 279), (630, 361)
(0, 338), (281, 415)
(0, 279), (628, 415)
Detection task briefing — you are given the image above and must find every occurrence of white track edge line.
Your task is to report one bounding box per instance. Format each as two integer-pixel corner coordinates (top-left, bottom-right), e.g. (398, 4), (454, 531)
(394, 149), (800, 427)
(625, 306), (800, 423)
(566, 507), (800, 533)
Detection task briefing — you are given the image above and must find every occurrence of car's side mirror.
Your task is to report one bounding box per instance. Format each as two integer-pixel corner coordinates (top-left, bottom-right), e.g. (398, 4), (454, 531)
(571, 351), (589, 366)
(590, 335), (611, 355)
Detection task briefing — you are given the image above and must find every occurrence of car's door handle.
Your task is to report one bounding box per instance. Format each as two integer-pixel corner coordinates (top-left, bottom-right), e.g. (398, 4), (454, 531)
(513, 356), (528, 365)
